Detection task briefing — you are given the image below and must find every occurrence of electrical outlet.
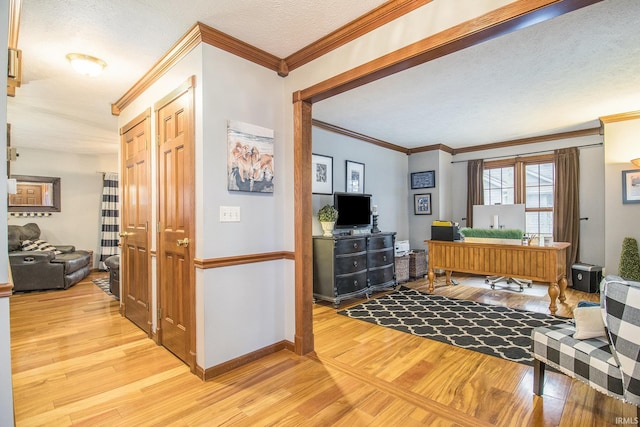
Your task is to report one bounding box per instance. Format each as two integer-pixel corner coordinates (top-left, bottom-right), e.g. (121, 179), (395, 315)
(220, 206), (241, 222)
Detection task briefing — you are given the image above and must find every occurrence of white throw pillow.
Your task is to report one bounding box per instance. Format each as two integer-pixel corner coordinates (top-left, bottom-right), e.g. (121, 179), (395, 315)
(573, 306), (607, 339)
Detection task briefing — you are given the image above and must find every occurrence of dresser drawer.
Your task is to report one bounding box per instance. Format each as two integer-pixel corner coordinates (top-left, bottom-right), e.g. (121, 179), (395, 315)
(335, 253), (367, 275)
(335, 238), (367, 255)
(367, 248), (394, 268)
(368, 265), (395, 287)
(368, 234), (394, 250)
(335, 271), (368, 295)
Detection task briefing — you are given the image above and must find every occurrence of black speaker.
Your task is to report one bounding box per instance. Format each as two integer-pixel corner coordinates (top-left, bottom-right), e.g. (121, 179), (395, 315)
(572, 263), (603, 293)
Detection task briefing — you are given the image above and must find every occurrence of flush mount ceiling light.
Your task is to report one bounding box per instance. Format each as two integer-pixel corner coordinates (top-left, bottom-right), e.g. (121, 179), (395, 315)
(632, 158), (640, 167)
(65, 53), (107, 76)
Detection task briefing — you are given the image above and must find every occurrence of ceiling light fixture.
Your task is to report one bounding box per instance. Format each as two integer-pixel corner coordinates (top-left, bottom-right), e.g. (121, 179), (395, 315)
(632, 158), (640, 167)
(65, 53), (107, 77)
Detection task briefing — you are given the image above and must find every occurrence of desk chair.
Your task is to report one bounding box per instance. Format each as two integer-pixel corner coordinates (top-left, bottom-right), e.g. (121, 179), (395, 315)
(485, 276), (532, 292)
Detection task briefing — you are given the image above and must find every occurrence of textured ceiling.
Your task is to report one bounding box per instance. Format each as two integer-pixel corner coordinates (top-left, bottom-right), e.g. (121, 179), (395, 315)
(7, 0), (389, 154)
(7, 0), (640, 155)
(314, 0), (640, 149)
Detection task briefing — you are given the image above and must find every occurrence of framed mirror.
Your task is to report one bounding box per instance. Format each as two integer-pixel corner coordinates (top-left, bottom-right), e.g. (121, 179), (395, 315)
(8, 175), (61, 212)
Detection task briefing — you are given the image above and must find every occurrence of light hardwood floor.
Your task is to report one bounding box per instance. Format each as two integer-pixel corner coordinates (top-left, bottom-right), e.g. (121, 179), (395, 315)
(10, 272), (637, 426)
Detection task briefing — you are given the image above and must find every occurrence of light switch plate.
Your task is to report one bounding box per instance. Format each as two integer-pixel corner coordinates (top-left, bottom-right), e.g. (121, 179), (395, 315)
(220, 206), (241, 222)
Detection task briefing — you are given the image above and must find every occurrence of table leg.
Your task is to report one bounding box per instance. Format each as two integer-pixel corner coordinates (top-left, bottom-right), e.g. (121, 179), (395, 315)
(558, 276), (567, 303)
(548, 282), (559, 315)
(428, 268), (435, 293)
(445, 270), (452, 286)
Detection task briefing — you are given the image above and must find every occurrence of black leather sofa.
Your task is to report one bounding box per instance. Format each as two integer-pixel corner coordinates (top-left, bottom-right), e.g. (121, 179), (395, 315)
(104, 255), (120, 299)
(8, 223), (91, 292)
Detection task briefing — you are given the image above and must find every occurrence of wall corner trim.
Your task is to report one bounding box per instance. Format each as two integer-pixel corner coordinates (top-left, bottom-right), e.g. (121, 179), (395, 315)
(201, 340), (295, 381)
(0, 282), (13, 298)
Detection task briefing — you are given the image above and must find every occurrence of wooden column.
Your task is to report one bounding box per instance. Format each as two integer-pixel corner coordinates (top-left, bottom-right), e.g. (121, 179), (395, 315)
(293, 94), (314, 355)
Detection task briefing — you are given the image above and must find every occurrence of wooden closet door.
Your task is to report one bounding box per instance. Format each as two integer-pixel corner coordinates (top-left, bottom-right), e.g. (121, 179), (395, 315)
(120, 110), (152, 335)
(155, 78), (195, 369)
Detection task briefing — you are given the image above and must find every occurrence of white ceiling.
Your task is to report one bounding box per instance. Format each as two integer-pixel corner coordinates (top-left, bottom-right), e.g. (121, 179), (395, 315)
(7, 0), (640, 155)
(314, 0), (640, 149)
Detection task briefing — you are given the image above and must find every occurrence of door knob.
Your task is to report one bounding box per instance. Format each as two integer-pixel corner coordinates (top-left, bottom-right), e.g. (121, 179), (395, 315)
(177, 238), (190, 247)
(119, 232), (132, 237)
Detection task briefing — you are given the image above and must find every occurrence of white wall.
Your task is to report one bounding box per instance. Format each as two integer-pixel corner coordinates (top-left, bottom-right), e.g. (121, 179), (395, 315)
(9, 148), (118, 267)
(311, 127), (409, 239)
(0, 1), (14, 424)
(449, 134), (606, 267)
(603, 118), (640, 275)
(407, 151), (441, 250)
(118, 43), (290, 369)
(199, 44), (287, 367)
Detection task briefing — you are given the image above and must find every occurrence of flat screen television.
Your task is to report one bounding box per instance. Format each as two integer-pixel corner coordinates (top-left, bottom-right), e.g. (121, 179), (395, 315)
(333, 192), (371, 229)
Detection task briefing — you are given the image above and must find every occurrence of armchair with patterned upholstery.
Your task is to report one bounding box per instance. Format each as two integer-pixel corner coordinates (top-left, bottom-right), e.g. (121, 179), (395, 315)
(531, 275), (640, 415)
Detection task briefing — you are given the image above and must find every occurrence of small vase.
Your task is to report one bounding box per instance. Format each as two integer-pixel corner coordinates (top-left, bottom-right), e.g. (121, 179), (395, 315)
(320, 221), (335, 237)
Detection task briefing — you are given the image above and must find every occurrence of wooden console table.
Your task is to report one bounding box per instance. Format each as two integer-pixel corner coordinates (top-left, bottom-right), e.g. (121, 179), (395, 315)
(425, 240), (570, 315)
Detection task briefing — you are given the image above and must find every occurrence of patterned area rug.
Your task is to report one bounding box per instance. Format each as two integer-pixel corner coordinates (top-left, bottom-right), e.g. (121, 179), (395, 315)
(92, 277), (117, 299)
(338, 287), (571, 366)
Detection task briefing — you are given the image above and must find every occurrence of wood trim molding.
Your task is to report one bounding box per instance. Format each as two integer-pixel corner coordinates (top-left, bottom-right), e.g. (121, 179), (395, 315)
(310, 122), (600, 157)
(285, 0), (433, 71)
(451, 127), (601, 155)
(194, 251), (295, 269)
(153, 76), (196, 112)
(408, 144), (454, 155)
(199, 340), (295, 381)
(298, 0), (601, 104)
(0, 282), (13, 298)
(8, 0), (21, 48)
(112, 25), (202, 115)
(120, 108), (151, 135)
(312, 119), (409, 154)
(294, 98), (315, 357)
(600, 110), (640, 124)
(198, 22), (283, 75)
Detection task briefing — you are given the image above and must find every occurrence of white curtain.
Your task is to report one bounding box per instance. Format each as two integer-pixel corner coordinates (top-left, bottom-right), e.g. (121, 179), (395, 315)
(99, 172), (120, 270)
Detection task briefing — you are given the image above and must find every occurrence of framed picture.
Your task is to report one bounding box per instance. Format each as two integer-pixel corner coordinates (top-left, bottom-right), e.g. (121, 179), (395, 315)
(414, 193), (432, 215)
(346, 160), (365, 193)
(622, 169), (640, 204)
(411, 170), (436, 189)
(312, 154), (333, 194)
(227, 120), (274, 193)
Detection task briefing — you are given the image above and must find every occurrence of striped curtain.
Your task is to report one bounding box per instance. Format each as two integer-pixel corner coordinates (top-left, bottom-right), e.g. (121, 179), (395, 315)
(99, 172), (120, 270)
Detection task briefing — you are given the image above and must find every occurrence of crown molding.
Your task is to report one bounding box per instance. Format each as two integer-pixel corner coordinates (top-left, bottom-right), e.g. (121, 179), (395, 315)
(112, 1), (432, 115)
(451, 127), (602, 155)
(311, 121), (601, 157)
(312, 119), (409, 154)
(197, 22), (283, 75)
(409, 144), (454, 155)
(599, 110), (640, 124)
(112, 23), (202, 115)
(285, 0), (432, 72)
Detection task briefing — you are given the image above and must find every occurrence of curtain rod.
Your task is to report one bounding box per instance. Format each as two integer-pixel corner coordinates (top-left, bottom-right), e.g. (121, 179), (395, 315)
(450, 142), (603, 164)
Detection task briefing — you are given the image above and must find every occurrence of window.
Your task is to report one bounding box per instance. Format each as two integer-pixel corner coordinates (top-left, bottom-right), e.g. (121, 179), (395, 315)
(483, 160), (514, 205)
(483, 155), (554, 239)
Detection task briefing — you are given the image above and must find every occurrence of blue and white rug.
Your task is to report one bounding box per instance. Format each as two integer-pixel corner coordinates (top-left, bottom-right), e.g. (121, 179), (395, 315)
(338, 287), (571, 366)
